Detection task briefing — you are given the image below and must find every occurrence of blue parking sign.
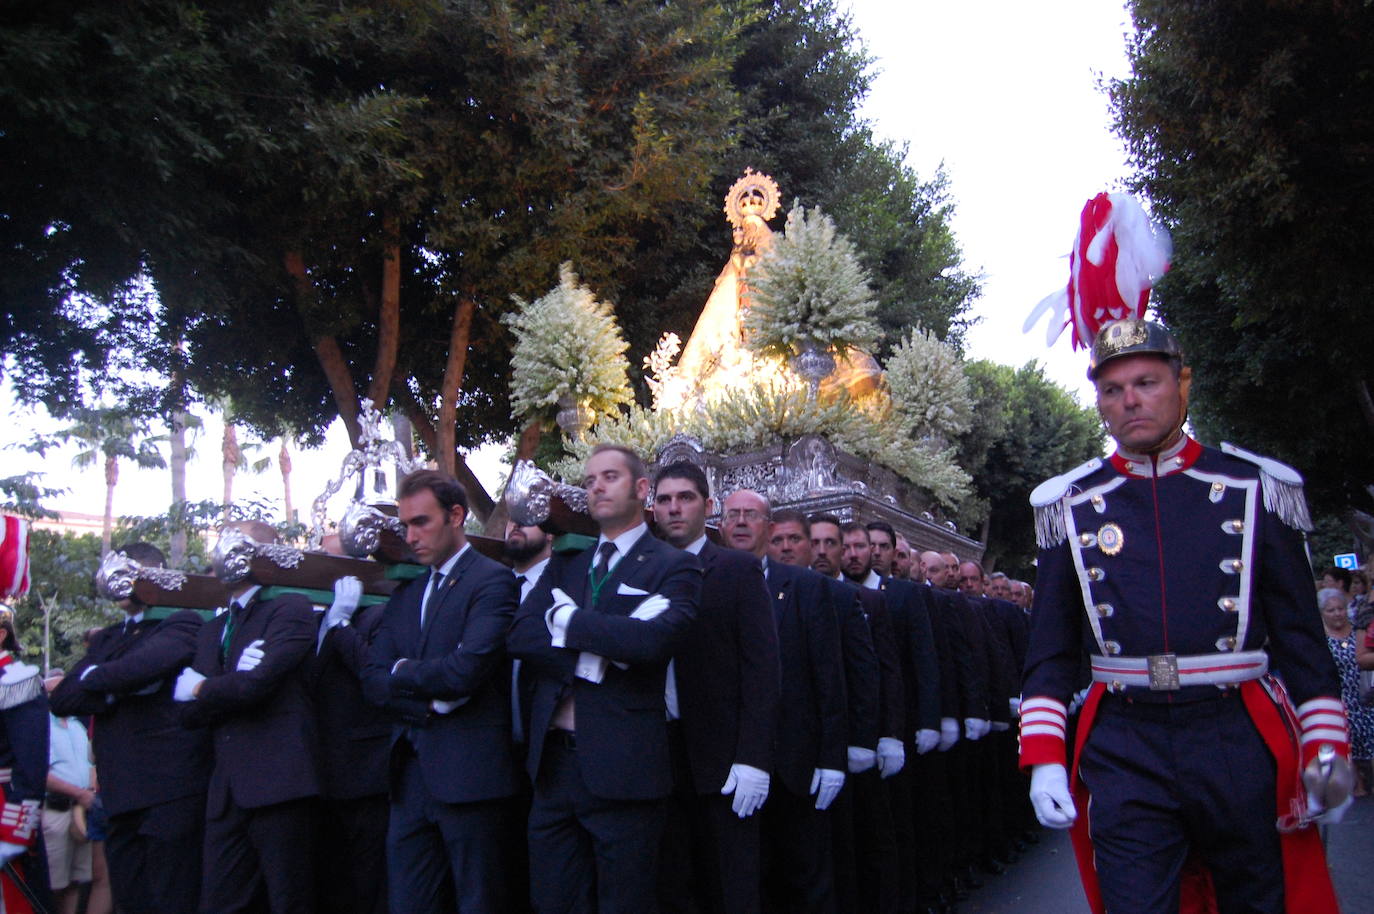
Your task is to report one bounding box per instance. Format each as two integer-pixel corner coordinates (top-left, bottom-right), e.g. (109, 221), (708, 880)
(1334, 553), (1359, 570)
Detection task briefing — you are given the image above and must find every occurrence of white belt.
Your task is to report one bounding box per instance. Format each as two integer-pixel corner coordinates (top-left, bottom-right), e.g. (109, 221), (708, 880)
(1091, 650), (1268, 691)
(0, 766), (10, 784)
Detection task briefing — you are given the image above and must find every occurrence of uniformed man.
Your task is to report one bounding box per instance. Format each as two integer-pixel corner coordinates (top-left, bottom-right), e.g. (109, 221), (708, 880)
(0, 605), (51, 914)
(1020, 318), (1350, 913)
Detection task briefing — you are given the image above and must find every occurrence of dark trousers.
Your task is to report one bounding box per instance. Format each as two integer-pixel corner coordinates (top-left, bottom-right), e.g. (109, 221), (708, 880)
(105, 794), (204, 914)
(659, 730), (761, 914)
(883, 756), (918, 913)
(201, 796), (316, 914)
(528, 736), (666, 914)
(759, 784), (835, 914)
(1078, 694), (1283, 914)
(316, 794), (388, 914)
(388, 756), (512, 914)
(833, 769), (898, 914)
(909, 749), (954, 903)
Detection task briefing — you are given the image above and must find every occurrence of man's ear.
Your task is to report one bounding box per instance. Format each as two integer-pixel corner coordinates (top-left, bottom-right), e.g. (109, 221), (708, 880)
(634, 477), (651, 503)
(448, 504), (467, 529)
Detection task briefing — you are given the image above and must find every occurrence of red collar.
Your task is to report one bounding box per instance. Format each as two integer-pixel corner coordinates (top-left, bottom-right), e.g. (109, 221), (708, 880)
(1109, 435), (1203, 478)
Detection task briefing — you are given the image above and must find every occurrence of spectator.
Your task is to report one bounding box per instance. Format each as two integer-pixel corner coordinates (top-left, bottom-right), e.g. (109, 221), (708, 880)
(1319, 588), (1374, 797)
(42, 669), (97, 914)
(1353, 571), (1372, 630)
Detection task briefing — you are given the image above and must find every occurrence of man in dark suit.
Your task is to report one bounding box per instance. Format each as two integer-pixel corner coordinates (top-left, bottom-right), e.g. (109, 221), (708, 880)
(308, 575), (389, 914)
(174, 521), (320, 914)
(50, 542), (210, 914)
(724, 494), (845, 914)
(651, 462), (779, 914)
(362, 470), (522, 914)
(508, 444), (701, 914)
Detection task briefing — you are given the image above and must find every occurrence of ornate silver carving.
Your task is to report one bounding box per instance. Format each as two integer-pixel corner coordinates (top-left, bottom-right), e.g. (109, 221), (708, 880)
(789, 342), (836, 399)
(555, 394), (596, 440)
(211, 528), (303, 584)
(338, 502), (405, 558)
(506, 460), (590, 527)
(308, 398), (424, 549)
(655, 433), (706, 470)
(95, 551), (187, 601)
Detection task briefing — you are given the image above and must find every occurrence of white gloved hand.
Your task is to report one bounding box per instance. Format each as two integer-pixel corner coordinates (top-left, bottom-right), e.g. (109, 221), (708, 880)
(846, 745), (877, 773)
(721, 762), (770, 818)
(810, 767), (845, 811)
(990, 721), (1011, 732)
(964, 717), (988, 741)
(325, 576), (363, 628)
(173, 667), (206, 702)
(431, 697), (470, 715)
(235, 639), (266, 672)
(1068, 687), (1090, 715)
(1029, 763), (1077, 828)
(938, 717), (960, 751)
(876, 737), (906, 778)
(0, 841), (26, 864)
(629, 594), (669, 621)
(545, 588), (579, 647)
(915, 728), (940, 755)
(1009, 696), (1022, 718)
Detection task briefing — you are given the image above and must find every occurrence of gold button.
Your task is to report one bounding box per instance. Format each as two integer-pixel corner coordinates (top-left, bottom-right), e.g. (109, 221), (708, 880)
(1212, 482), (1224, 493)
(1229, 520), (1244, 533)
(1111, 680), (1124, 692)
(1231, 560), (1244, 572)
(1088, 567), (1105, 582)
(1221, 598), (1237, 611)
(1080, 533), (1094, 546)
(1095, 603), (1114, 618)
(1091, 495), (1104, 506)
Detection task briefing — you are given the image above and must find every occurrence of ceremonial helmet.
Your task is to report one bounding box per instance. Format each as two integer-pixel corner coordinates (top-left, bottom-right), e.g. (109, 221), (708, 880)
(1087, 318), (1184, 380)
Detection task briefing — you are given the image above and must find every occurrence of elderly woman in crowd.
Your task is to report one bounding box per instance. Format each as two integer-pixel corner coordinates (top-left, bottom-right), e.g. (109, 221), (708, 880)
(1321, 587), (1374, 796)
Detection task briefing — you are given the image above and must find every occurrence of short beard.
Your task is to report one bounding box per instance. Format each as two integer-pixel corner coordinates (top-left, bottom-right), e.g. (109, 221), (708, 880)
(504, 536), (547, 564)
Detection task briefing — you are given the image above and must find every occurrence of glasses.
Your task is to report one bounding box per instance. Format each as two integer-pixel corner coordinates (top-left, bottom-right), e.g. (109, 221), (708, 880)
(723, 509), (765, 523)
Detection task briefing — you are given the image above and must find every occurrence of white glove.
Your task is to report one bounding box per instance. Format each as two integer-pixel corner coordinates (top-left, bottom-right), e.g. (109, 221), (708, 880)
(545, 588), (578, 647)
(938, 717), (960, 751)
(236, 639), (266, 672)
(173, 667), (206, 702)
(431, 697), (470, 714)
(810, 767), (845, 811)
(1068, 687), (1089, 715)
(325, 576), (363, 628)
(876, 737), (906, 778)
(1312, 792), (1354, 825)
(1029, 763), (1077, 828)
(1009, 696), (1022, 718)
(915, 728), (940, 755)
(990, 721), (1011, 732)
(0, 841), (25, 864)
(720, 762), (770, 818)
(964, 717), (988, 741)
(629, 594), (669, 621)
(846, 745), (877, 773)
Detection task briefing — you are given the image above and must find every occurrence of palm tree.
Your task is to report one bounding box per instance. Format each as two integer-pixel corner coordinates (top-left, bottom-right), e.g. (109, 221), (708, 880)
(56, 407), (167, 555)
(212, 399), (270, 523)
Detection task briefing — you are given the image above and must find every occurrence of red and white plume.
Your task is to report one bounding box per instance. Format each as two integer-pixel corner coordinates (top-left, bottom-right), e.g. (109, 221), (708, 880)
(1024, 192), (1171, 349)
(0, 516), (31, 600)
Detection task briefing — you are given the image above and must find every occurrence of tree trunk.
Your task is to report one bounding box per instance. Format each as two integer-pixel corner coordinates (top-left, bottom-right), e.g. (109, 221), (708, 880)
(279, 438), (295, 523)
(222, 422), (239, 521)
(102, 455), (117, 556)
(482, 420), (543, 537)
(400, 396), (494, 523)
(285, 250), (364, 447)
(366, 214), (401, 408)
(168, 408), (190, 567)
(436, 297), (477, 478)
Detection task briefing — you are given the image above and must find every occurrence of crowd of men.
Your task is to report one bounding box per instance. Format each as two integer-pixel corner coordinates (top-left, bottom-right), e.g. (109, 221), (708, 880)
(21, 446), (1037, 914)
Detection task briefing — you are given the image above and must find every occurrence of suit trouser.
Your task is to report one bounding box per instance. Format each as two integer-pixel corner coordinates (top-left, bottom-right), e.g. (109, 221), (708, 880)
(105, 794), (204, 914)
(316, 794), (388, 914)
(201, 796), (316, 914)
(908, 749), (953, 903)
(528, 737), (666, 914)
(759, 783), (835, 914)
(1077, 694), (1283, 914)
(388, 755), (513, 914)
(884, 753), (918, 914)
(833, 768), (898, 914)
(659, 729), (761, 914)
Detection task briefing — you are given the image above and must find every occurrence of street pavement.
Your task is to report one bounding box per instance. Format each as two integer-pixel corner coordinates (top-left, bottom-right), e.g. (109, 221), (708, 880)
(958, 794), (1374, 913)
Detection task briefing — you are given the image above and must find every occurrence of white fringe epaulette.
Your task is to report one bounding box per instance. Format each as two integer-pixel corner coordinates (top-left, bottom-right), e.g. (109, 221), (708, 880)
(0, 663), (42, 710)
(1029, 458), (1103, 549)
(1220, 442), (1313, 532)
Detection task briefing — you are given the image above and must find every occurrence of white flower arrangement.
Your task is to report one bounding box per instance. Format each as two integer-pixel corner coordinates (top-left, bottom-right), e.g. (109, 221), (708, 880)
(743, 202), (881, 361)
(504, 263), (634, 423)
(884, 327), (974, 447)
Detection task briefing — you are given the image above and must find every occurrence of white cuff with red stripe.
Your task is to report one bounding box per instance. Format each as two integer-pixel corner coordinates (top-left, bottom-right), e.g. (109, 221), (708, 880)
(1297, 696), (1350, 766)
(0, 800), (38, 846)
(1018, 696), (1068, 767)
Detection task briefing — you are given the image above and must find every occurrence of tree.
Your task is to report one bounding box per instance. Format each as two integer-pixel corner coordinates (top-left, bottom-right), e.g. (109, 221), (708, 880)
(958, 361), (1105, 577)
(36, 408), (168, 556)
(10, 529), (112, 670)
(1108, 0), (1374, 517)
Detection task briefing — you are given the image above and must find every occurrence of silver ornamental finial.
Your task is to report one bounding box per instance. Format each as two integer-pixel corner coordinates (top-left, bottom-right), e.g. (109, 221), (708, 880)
(95, 551), (187, 601)
(506, 460), (589, 527)
(211, 528), (304, 584)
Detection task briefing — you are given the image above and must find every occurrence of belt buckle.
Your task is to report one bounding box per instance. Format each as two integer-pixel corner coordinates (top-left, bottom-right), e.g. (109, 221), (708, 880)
(1147, 653), (1180, 691)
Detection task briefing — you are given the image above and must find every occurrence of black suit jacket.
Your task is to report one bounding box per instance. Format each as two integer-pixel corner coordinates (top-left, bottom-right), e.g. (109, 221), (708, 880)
(310, 603), (391, 800)
(765, 562), (847, 796)
(51, 611), (211, 817)
(363, 546), (522, 805)
(877, 577), (943, 735)
(967, 595), (1017, 723)
(181, 592), (320, 812)
(508, 529), (701, 801)
(822, 576), (879, 751)
(673, 540), (780, 794)
(837, 579), (901, 743)
(930, 586), (990, 721)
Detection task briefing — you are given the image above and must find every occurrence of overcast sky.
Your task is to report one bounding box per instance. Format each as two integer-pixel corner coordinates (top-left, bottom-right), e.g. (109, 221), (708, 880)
(5, 0), (1140, 521)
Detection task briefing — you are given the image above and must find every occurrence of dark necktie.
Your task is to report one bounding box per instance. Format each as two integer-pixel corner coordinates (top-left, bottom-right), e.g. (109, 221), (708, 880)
(515, 574), (528, 601)
(220, 603), (241, 664)
(588, 541), (617, 605)
(421, 569), (444, 627)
